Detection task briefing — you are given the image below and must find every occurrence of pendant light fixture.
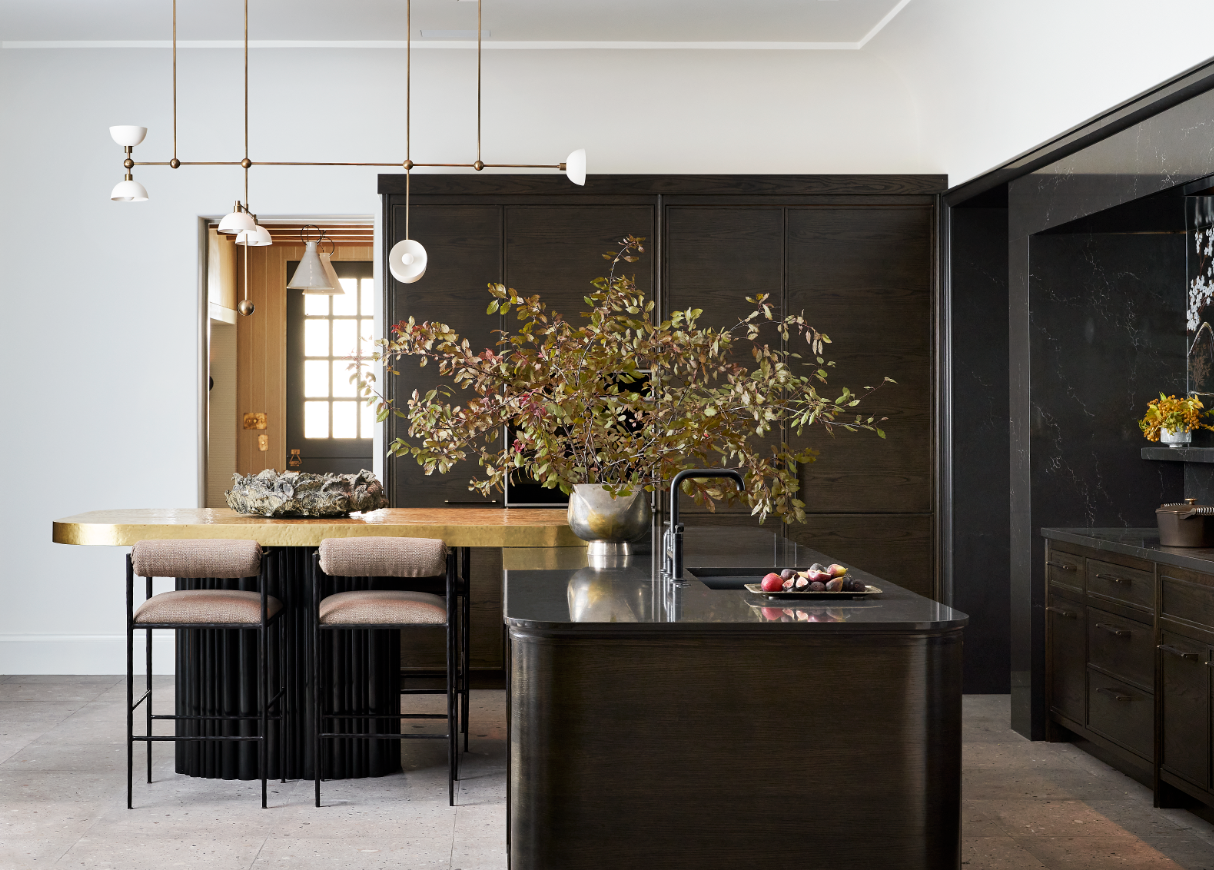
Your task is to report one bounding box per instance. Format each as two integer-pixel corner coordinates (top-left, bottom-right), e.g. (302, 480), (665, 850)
(107, 0), (586, 287)
(319, 237), (343, 293)
(287, 227), (343, 294)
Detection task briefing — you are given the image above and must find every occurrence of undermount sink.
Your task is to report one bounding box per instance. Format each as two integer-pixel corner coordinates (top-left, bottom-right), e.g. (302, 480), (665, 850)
(685, 566), (778, 590)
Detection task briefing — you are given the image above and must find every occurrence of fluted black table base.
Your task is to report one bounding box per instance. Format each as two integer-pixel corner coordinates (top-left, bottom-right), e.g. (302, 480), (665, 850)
(173, 547), (403, 781)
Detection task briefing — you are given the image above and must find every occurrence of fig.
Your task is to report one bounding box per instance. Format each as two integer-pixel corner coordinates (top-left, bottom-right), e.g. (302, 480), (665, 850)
(796, 610), (810, 621)
(779, 568), (795, 581)
(794, 577), (810, 590)
(808, 581), (826, 592)
(809, 563), (825, 574)
(847, 578), (868, 593)
(809, 569), (832, 584)
(761, 607), (784, 621)
(760, 573), (784, 592)
(825, 578), (845, 592)
(828, 564), (848, 578)
(782, 578), (796, 590)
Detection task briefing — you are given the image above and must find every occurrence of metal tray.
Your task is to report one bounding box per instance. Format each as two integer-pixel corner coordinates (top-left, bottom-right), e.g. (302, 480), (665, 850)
(742, 583), (882, 600)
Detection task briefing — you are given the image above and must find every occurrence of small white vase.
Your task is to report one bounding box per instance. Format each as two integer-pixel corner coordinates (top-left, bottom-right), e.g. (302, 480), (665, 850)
(1161, 427), (1192, 448)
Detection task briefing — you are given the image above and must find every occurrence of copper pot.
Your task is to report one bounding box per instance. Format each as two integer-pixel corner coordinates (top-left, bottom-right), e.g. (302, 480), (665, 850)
(1157, 499), (1214, 547)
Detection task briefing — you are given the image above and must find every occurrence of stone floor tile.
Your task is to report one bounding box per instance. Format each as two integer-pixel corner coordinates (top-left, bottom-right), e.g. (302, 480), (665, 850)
(990, 799), (1143, 838)
(1014, 835), (1189, 869)
(54, 832), (269, 870)
(451, 803), (506, 870)
(1082, 800), (1199, 840)
(964, 800), (1016, 837)
(961, 836), (1050, 869)
(250, 834), (454, 869)
(1, 741), (127, 773)
(0, 800), (105, 840)
(0, 834), (81, 868)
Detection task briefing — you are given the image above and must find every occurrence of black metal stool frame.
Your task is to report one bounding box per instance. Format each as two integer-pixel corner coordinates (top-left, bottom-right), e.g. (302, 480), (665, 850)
(126, 554), (286, 809)
(313, 550), (461, 807)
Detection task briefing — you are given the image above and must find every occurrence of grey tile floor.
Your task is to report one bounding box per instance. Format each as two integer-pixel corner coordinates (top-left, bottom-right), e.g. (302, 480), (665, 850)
(1, 680), (1212, 869)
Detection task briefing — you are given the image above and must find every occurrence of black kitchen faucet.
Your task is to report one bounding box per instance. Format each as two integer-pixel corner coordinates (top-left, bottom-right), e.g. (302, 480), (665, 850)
(662, 468), (746, 581)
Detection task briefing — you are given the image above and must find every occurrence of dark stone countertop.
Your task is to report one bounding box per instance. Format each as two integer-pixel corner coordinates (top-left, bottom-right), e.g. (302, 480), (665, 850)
(503, 527), (967, 633)
(1042, 527), (1214, 575)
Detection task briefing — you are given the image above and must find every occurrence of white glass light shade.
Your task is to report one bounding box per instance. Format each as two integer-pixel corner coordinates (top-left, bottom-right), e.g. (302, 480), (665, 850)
(389, 239), (427, 283)
(565, 148), (586, 186)
(110, 178), (148, 201)
(319, 252), (342, 294)
(235, 225), (273, 247)
(288, 241), (342, 294)
(217, 208), (256, 234)
(109, 125), (147, 147)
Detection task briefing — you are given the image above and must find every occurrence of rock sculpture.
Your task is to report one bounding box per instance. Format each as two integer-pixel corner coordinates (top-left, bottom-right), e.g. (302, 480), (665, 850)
(225, 469), (389, 517)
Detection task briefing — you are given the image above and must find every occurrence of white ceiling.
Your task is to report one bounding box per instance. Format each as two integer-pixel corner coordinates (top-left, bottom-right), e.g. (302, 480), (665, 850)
(0, 0), (911, 46)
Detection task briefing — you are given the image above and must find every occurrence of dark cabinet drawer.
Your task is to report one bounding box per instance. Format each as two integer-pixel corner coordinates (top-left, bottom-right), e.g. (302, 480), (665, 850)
(1159, 632), (1210, 789)
(1087, 671), (1153, 760)
(1160, 572), (1214, 631)
(1087, 610), (1153, 691)
(1087, 558), (1153, 611)
(1047, 597), (1086, 724)
(1046, 549), (1084, 592)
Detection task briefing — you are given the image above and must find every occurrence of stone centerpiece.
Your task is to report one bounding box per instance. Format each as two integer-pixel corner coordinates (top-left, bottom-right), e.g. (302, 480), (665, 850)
(225, 469), (388, 517)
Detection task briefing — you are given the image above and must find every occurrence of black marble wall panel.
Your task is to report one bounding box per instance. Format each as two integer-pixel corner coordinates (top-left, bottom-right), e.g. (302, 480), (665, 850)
(950, 206), (1011, 693)
(1005, 82), (1214, 739)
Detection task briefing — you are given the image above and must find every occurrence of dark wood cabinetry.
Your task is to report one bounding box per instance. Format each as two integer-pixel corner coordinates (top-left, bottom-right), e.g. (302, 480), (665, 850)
(381, 175), (944, 600)
(1044, 536), (1214, 812)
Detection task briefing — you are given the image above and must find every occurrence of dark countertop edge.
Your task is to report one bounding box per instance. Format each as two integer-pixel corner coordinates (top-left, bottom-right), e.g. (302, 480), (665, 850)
(1140, 446), (1214, 462)
(1041, 527), (1214, 575)
(503, 618), (970, 635)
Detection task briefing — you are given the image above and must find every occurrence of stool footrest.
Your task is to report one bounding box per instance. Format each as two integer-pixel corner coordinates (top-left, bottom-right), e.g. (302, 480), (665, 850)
(320, 732), (448, 740)
(133, 735), (265, 742)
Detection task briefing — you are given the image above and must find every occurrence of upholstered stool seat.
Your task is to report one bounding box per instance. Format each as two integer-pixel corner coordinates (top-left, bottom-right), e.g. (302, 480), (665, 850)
(318, 590), (446, 625)
(124, 538), (283, 809)
(134, 589), (283, 625)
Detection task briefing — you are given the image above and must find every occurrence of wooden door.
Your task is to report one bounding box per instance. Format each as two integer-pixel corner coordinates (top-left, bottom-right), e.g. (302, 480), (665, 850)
(1046, 597), (1086, 724)
(285, 260), (375, 474)
(1160, 631), (1209, 788)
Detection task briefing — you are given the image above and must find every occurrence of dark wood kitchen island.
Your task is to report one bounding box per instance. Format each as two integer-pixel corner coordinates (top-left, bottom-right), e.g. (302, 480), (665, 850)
(503, 528), (968, 870)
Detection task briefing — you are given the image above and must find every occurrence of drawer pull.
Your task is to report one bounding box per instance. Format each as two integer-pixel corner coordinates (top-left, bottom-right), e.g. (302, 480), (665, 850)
(1095, 622), (1130, 637)
(1095, 572), (1130, 584)
(1046, 605), (1078, 618)
(1047, 561), (1078, 572)
(1159, 644), (1199, 661)
(1095, 687), (1133, 702)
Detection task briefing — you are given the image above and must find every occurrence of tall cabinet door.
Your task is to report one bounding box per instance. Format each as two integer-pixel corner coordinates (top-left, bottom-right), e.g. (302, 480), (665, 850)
(1160, 632), (1210, 789)
(385, 204), (503, 508)
(664, 205), (784, 523)
(784, 205), (934, 597)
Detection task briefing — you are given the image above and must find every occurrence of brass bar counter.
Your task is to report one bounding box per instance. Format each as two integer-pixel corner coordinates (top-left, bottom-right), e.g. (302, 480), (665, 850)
(53, 508), (580, 781)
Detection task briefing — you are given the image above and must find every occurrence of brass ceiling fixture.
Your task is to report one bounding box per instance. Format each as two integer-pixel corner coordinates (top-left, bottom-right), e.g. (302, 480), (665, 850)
(109, 0), (587, 300)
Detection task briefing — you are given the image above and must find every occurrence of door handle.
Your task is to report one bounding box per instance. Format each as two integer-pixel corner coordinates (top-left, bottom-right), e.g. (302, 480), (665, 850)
(1046, 561), (1077, 572)
(1046, 605), (1077, 618)
(1095, 687), (1133, 702)
(1095, 572), (1130, 584)
(1095, 622), (1130, 637)
(1159, 644), (1199, 661)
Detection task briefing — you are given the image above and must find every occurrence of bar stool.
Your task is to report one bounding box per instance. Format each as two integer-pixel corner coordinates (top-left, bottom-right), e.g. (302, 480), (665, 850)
(126, 539), (285, 809)
(313, 537), (460, 806)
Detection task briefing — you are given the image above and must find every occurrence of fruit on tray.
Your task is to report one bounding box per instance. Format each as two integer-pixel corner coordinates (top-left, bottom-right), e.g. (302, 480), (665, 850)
(760, 573), (784, 592)
(825, 577), (845, 592)
(828, 564), (848, 578)
(808, 581), (826, 592)
(779, 568), (796, 581)
(757, 568), (870, 594)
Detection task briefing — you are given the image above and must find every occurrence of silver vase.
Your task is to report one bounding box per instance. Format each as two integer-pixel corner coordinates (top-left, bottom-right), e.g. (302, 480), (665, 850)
(567, 484), (651, 560)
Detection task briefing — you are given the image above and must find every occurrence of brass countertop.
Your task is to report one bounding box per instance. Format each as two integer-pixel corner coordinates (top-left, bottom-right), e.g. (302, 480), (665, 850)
(52, 508), (583, 548)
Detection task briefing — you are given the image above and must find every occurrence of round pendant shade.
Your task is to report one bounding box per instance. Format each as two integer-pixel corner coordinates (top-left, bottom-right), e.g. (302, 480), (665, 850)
(110, 179), (148, 202)
(109, 125), (148, 147)
(288, 241), (342, 294)
(565, 149), (587, 186)
(218, 208), (256, 234)
(235, 225), (273, 247)
(389, 239), (428, 284)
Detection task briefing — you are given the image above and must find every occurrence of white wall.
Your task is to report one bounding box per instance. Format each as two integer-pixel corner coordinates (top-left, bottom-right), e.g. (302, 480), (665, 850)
(0, 44), (923, 673)
(8, 1), (1214, 673)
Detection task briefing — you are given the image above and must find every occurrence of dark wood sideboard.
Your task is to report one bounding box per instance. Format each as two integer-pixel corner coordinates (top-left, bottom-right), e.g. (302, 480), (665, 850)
(1044, 531), (1214, 817)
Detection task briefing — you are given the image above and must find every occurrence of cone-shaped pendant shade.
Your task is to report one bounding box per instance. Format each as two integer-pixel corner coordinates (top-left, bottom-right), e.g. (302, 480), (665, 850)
(565, 149), (586, 186)
(288, 241), (342, 294)
(319, 252), (342, 294)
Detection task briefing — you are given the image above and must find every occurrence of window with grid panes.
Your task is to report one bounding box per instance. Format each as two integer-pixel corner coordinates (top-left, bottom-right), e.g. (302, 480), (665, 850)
(302, 275), (378, 440)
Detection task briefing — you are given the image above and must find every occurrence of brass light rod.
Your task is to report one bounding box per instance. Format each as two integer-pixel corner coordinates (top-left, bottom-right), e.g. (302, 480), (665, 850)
(134, 160), (566, 169)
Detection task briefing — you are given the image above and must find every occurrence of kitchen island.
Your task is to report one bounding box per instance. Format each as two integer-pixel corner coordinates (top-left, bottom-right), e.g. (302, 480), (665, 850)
(503, 527), (967, 870)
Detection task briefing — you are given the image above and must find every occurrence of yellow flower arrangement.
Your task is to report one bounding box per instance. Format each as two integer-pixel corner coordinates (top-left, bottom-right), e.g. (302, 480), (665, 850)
(1138, 393), (1214, 441)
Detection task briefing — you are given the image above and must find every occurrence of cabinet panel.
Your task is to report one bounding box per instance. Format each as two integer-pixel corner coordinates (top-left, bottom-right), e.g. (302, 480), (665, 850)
(785, 206), (932, 515)
(1159, 631), (1210, 788)
(1087, 558), (1153, 612)
(1046, 595), (1086, 724)
(1087, 671), (1153, 760)
(1087, 608), (1153, 691)
(385, 204), (503, 508)
(1045, 547), (1085, 593)
(1161, 572), (1214, 631)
